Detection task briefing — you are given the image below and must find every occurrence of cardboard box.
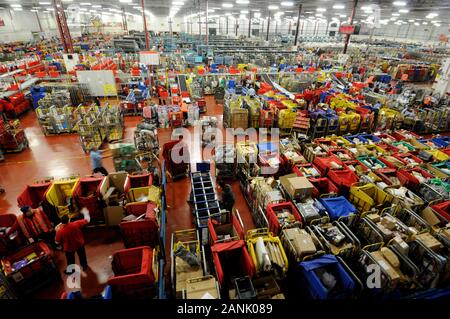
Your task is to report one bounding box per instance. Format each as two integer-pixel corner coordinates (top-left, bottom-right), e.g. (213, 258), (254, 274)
(416, 232), (443, 252)
(376, 223), (394, 240)
(442, 228), (450, 241)
(104, 206), (125, 226)
(371, 251), (401, 284)
(283, 228), (316, 259)
(186, 276), (219, 299)
(381, 247), (400, 268)
(392, 236), (409, 255)
(100, 172), (127, 205)
(420, 207), (441, 227)
(380, 215), (397, 231)
(280, 174), (314, 200)
(367, 213), (381, 223)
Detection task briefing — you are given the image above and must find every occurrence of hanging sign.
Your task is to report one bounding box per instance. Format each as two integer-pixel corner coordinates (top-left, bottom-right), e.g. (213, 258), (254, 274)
(139, 51), (160, 66)
(339, 25), (355, 35)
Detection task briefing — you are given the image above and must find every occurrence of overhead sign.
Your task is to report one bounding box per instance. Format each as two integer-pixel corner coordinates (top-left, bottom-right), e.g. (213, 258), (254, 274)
(339, 25), (355, 35)
(139, 51), (160, 66)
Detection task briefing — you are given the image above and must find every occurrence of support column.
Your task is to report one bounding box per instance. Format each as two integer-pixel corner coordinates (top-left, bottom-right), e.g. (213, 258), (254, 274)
(226, 16), (229, 35)
(52, 0), (73, 53)
(266, 15), (270, 41)
(141, 0), (149, 49)
(248, 12), (251, 38)
(206, 0), (209, 44)
(343, 0), (358, 54)
(275, 19), (278, 35)
(121, 7), (128, 34)
(288, 20), (292, 35)
(35, 11), (43, 33)
(293, 3), (302, 46)
(235, 18), (238, 36)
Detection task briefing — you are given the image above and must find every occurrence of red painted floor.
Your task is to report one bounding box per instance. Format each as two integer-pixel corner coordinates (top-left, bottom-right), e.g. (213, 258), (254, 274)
(0, 96), (253, 298)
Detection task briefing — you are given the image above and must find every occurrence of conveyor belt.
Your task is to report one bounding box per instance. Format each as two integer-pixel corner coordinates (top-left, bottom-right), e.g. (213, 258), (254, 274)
(261, 73), (275, 87)
(178, 74), (188, 92)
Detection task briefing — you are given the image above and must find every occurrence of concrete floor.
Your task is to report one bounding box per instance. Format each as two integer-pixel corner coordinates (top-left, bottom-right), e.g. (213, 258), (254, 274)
(0, 96), (253, 298)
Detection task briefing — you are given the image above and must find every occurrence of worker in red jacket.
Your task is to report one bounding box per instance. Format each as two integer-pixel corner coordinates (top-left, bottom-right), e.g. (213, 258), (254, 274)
(55, 209), (90, 274)
(7, 205), (54, 244)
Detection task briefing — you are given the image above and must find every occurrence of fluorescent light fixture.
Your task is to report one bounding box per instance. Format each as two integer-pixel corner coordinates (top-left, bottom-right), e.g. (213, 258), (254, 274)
(119, 0), (132, 3)
(10, 4), (22, 8)
(435, 23), (441, 26)
(13, 8), (23, 11)
(315, 13), (323, 17)
(133, 6), (141, 9)
(399, 9), (409, 13)
(39, 2), (50, 4)
(333, 4), (345, 9)
(392, 13), (400, 16)
(393, 1), (406, 6)
(361, 6), (372, 10)
(222, 3), (233, 8)
(316, 8), (326, 12)
(92, 5), (101, 8)
(62, 0), (73, 2)
(241, 10), (248, 14)
(268, 5), (278, 10)
(422, 22), (428, 25)
(80, 2), (91, 5)
(281, 1), (294, 6)
(30, 9), (39, 12)
(414, 22), (419, 26)
(408, 19), (414, 22)
(339, 14), (346, 18)
(236, 0), (249, 4)
(46, 8), (54, 11)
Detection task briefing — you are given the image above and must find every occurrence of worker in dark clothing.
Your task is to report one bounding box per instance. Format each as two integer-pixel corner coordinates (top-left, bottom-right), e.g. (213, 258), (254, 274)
(93, 96), (101, 107)
(55, 210), (90, 274)
(218, 181), (235, 213)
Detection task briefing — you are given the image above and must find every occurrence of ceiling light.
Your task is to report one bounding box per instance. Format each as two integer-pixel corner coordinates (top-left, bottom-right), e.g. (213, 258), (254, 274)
(119, 0), (132, 2)
(13, 8), (23, 11)
(393, 1), (407, 6)
(254, 12), (260, 18)
(434, 23), (441, 27)
(224, 12), (232, 16)
(46, 8), (54, 11)
(414, 22), (419, 26)
(241, 10), (248, 14)
(10, 4), (22, 8)
(392, 13), (400, 16)
(173, 1), (184, 4)
(236, 0), (249, 4)
(80, 2), (91, 5)
(333, 4), (345, 10)
(399, 9), (409, 13)
(239, 14), (246, 19)
(361, 6), (372, 10)
(268, 5), (278, 10)
(222, 3), (233, 8)
(408, 19), (414, 22)
(316, 8), (326, 12)
(39, 2), (50, 4)
(133, 6), (141, 9)
(281, 1), (294, 6)
(339, 14), (346, 18)
(422, 22), (428, 25)
(62, 0), (73, 2)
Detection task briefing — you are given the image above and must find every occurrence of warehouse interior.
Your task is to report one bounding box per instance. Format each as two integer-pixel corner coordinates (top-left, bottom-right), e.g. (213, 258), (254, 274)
(0, 0), (450, 301)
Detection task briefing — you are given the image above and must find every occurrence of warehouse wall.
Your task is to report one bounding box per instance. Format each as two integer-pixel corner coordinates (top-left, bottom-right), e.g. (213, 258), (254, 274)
(0, 9), (58, 42)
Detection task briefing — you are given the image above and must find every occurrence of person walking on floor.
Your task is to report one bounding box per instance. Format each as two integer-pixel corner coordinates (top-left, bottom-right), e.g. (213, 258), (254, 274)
(90, 147), (109, 176)
(218, 181), (235, 213)
(7, 205), (54, 245)
(55, 209), (90, 274)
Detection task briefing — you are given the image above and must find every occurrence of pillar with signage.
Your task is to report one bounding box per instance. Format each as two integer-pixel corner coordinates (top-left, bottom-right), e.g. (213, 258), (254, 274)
(139, 51), (160, 96)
